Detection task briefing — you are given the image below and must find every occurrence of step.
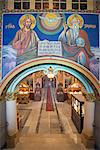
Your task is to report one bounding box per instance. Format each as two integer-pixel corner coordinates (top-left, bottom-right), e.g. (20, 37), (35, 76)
(19, 133), (75, 143)
(20, 133), (70, 138)
(15, 135), (82, 150)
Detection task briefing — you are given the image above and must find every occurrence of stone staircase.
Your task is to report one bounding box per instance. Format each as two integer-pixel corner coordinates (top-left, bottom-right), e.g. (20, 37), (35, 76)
(14, 133), (82, 150)
(4, 88), (87, 150)
(13, 88), (84, 150)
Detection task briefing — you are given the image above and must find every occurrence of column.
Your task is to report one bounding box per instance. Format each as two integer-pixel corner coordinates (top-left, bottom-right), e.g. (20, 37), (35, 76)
(49, 0), (53, 9)
(71, 76), (75, 84)
(87, 0), (93, 11)
(67, 0), (72, 11)
(63, 72), (65, 89)
(6, 92), (18, 148)
(81, 100), (95, 148)
(56, 76), (58, 89)
(30, 0), (35, 9)
(32, 73), (35, 93)
(8, 0), (14, 10)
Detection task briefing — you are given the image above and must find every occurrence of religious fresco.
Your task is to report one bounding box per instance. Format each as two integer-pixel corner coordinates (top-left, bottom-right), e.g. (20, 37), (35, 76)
(2, 12), (99, 79)
(37, 13), (65, 35)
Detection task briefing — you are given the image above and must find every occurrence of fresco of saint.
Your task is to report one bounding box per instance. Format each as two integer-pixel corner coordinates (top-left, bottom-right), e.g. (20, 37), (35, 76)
(12, 14), (39, 65)
(13, 14), (39, 55)
(58, 14), (94, 69)
(2, 14), (39, 77)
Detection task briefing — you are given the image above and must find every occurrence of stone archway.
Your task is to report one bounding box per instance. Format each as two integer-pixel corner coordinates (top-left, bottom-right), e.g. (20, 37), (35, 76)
(6, 64), (94, 93)
(0, 57), (99, 96)
(0, 56), (99, 148)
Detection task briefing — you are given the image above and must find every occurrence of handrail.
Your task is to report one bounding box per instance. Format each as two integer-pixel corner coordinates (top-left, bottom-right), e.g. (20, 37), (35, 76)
(51, 87), (64, 133)
(72, 94), (85, 103)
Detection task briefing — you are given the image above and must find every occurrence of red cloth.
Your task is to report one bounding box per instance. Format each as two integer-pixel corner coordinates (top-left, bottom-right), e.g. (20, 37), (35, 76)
(46, 86), (54, 111)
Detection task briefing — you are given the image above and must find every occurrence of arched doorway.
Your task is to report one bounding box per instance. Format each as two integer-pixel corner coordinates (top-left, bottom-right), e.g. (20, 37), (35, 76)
(0, 57), (99, 148)
(0, 57), (99, 96)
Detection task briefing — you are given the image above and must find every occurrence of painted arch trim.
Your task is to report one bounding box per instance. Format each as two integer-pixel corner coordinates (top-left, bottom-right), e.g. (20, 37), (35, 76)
(0, 57), (99, 96)
(7, 64), (93, 93)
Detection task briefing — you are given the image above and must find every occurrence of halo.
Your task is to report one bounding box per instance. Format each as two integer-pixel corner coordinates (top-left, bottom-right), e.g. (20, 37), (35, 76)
(67, 14), (84, 29)
(19, 14), (36, 29)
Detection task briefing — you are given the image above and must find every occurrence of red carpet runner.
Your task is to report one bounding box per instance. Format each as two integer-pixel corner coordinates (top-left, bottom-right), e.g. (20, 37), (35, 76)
(46, 86), (54, 111)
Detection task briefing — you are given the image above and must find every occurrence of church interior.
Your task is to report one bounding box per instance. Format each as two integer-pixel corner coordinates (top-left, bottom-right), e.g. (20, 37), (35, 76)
(10, 70), (88, 149)
(0, 0), (100, 150)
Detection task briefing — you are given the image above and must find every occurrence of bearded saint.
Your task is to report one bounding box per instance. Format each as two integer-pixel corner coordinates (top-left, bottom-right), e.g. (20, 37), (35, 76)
(59, 15), (94, 69)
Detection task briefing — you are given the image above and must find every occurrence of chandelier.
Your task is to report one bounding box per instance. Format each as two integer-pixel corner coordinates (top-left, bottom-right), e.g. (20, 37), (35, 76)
(47, 66), (55, 79)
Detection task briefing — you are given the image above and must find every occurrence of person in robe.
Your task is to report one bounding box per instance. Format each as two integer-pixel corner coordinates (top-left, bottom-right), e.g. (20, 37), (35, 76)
(12, 14), (39, 56)
(34, 82), (41, 101)
(58, 14), (94, 69)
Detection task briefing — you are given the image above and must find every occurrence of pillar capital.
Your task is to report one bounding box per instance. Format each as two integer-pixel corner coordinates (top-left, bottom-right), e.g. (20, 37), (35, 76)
(5, 92), (18, 101)
(0, 94), (7, 101)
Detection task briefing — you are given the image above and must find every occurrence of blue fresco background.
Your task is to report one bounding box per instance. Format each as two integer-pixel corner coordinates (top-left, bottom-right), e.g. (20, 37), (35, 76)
(3, 13), (99, 46)
(2, 13), (99, 79)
